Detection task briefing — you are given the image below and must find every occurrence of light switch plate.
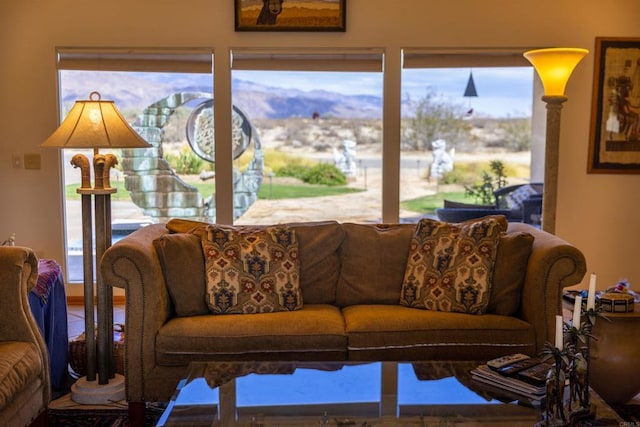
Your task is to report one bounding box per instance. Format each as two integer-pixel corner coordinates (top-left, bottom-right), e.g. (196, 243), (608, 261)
(24, 153), (41, 170)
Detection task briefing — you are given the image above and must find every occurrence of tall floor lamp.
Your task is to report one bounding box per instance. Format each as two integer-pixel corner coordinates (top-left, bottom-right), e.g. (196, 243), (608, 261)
(42, 92), (151, 404)
(523, 48), (588, 234)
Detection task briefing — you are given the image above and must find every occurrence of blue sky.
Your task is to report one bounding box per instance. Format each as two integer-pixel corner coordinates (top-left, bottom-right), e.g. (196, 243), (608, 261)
(234, 67), (535, 118)
(61, 67), (535, 118)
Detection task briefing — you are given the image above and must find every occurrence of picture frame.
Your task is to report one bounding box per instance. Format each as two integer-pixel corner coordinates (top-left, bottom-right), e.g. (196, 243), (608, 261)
(234, 0), (346, 32)
(588, 37), (640, 173)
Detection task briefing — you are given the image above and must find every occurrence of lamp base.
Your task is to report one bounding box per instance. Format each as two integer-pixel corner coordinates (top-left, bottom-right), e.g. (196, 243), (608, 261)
(71, 374), (126, 405)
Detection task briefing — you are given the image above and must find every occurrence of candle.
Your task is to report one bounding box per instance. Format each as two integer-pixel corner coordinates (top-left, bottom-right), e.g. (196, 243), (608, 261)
(572, 295), (582, 328)
(555, 315), (563, 350)
(586, 273), (596, 310)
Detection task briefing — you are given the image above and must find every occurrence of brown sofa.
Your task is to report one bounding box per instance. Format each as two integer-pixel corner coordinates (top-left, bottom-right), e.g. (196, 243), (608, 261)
(100, 217), (586, 417)
(0, 247), (50, 426)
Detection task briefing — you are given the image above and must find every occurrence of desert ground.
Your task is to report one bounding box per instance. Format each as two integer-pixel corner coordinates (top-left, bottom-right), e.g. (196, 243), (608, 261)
(63, 118), (531, 243)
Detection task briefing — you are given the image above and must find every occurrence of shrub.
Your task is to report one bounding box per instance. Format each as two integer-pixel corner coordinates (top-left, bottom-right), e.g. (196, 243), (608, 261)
(276, 164), (309, 179)
(166, 148), (203, 174)
(302, 163), (347, 186)
(464, 160), (507, 205)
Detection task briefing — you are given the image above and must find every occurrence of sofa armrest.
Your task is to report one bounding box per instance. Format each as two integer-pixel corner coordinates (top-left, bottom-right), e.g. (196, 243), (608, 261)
(507, 223), (587, 354)
(100, 223), (172, 402)
(0, 246), (51, 409)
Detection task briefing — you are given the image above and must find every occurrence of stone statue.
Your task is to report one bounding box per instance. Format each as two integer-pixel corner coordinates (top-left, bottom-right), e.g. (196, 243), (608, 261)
(430, 139), (455, 181)
(333, 140), (357, 177)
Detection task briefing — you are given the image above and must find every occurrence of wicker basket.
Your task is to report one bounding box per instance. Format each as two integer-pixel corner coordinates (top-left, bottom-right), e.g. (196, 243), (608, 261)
(69, 324), (125, 376)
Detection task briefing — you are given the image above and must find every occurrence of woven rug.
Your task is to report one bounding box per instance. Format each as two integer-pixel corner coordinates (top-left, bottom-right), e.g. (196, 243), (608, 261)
(47, 406), (163, 427)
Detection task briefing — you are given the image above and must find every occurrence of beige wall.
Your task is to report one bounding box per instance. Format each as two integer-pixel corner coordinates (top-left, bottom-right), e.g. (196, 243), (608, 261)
(2, 0), (639, 296)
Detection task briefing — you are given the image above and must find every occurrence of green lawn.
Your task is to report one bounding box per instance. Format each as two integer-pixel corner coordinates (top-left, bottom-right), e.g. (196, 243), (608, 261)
(65, 181), (362, 201)
(401, 191), (471, 214)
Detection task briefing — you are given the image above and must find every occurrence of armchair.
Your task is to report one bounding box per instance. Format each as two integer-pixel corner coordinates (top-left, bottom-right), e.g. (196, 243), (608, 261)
(0, 246), (50, 426)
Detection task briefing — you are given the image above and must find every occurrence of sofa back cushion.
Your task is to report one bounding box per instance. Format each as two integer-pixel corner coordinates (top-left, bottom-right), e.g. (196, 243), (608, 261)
(288, 221), (344, 304)
(488, 231), (534, 315)
(336, 223), (415, 307)
(153, 233), (209, 316)
(166, 219), (344, 305)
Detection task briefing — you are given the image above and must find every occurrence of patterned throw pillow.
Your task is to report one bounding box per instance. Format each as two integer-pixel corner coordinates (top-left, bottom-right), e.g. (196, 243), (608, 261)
(194, 224), (302, 314)
(399, 216), (507, 314)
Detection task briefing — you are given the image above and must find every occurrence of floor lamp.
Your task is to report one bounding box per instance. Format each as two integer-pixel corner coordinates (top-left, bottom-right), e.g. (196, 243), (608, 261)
(523, 48), (588, 234)
(42, 92), (151, 404)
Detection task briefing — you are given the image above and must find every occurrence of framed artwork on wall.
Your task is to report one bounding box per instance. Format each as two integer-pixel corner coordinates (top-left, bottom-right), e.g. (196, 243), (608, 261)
(588, 37), (640, 173)
(235, 0), (346, 32)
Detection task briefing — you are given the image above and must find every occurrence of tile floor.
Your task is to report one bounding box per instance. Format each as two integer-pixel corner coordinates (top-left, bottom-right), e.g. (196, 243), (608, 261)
(49, 304), (128, 410)
(67, 304), (126, 341)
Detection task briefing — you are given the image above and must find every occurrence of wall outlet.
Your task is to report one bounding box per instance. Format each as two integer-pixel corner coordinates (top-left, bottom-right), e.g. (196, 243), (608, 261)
(12, 153), (22, 168)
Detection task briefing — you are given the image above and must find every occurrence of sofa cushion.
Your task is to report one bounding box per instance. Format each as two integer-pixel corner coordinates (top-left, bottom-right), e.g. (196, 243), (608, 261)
(286, 221), (344, 304)
(0, 342), (42, 410)
(489, 231), (534, 315)
(155, 304), (347, 364)
(399, 215), (507, 314)
(167, 219), (344, 305)
(153, 233), (209, 316)
(194, 224), (303, 314)
(343, 305), (535, 361)
(336, 223), (414, 307)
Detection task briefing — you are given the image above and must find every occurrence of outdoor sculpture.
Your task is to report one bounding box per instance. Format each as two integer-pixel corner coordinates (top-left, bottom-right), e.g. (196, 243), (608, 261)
(334, 139), (357, 177)
(121, 92), (263, 222)
(429, 139), (455, 181)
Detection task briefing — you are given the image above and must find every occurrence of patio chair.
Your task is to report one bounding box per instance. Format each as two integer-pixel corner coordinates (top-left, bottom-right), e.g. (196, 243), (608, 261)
(436, 183), (543, 225)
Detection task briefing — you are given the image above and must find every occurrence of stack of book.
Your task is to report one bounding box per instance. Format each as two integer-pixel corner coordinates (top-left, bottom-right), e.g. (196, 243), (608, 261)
(471, 353), (552, 406)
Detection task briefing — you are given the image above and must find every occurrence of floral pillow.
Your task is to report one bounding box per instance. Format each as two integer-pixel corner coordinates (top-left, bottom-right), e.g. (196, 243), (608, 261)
(399, 216), (507, 314)
(194, 224), (302, 314)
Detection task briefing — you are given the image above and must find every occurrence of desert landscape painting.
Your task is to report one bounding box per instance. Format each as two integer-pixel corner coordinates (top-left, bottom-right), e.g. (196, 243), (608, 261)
(235, 0), (346, 31)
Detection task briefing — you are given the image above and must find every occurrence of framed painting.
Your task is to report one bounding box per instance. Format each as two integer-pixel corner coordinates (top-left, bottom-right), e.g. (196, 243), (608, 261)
(588, 37), (640, 173)
(235, 0), (346, 32)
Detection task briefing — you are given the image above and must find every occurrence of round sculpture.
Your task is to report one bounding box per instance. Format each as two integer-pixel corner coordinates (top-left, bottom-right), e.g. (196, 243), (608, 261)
(186, 99), (252, 162)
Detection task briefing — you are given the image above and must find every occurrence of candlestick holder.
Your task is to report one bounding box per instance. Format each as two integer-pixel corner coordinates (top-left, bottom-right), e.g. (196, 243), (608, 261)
(538, 342), (569, 426)
(538, 305), (611, 426)
(564, 324), (593, 423)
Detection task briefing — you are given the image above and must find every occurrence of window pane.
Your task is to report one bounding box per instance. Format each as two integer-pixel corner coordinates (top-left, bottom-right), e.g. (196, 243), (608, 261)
(59, 70), (213, 282)
(399, 66), (534, 222)
(231, 70), (383, 225)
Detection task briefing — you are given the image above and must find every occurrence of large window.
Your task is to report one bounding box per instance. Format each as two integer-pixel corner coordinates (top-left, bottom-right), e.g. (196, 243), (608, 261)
(57, 49), (214, 282)
(399, 50), (535, 219)
(230, 49), (384, 225)
(56, 48), (538, 283)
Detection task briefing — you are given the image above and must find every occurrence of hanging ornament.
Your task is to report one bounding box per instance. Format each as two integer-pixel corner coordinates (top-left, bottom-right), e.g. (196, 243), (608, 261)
(463, 70), (478, 115)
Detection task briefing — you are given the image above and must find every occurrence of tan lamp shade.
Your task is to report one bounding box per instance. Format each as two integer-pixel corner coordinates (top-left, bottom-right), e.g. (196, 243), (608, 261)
(41, 91), (150, 149)
(523, 48), (588, 97)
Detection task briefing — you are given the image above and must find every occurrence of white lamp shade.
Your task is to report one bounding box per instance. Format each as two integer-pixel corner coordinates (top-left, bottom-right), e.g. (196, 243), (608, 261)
(524, 48), (589, 97)
(41, 92), (150, 149)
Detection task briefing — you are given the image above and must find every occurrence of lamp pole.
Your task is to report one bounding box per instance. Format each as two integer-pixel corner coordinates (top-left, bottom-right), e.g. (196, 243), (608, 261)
(541, 95), (567, 234)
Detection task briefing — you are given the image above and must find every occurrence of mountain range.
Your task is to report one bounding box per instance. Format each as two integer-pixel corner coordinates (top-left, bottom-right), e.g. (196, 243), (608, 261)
(60, 71), (384, 120)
